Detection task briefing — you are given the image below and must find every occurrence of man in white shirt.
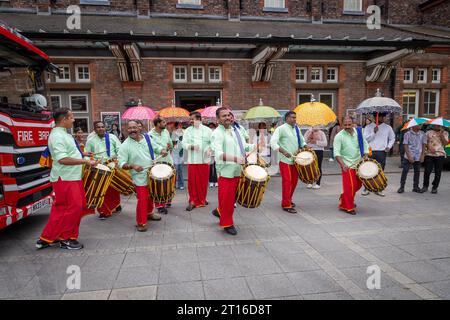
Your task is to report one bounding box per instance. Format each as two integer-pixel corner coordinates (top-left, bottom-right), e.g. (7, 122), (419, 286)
(362, 113), (395, 196)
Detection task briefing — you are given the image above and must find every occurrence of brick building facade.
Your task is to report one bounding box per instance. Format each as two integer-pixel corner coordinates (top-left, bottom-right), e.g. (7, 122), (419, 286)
(0, 0), (449, 134)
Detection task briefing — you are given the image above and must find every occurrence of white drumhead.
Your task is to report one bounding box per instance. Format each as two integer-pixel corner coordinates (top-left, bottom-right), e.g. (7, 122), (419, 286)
(295, 151), (314, 166)
(244, 165), (268, 182)
(358, 161), (379, 179)
(151, 164), (173, 178)
(95, 163), (111, 172)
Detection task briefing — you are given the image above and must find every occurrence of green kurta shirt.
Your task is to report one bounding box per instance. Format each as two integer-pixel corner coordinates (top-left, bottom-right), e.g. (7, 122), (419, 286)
(211, 124), (255, 178)
(85, 133), (121, 162)
(182, 124), (212, 164)
(270, 123), (306, 165)
(149, 128), (173, 164)
(117, 135), (162, 186)
(333, 128), (369, 167)
(48, 127), (83, 182)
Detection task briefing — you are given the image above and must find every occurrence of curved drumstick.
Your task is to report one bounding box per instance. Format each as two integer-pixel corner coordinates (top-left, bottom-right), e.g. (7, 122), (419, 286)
(142, 154), (165, 170)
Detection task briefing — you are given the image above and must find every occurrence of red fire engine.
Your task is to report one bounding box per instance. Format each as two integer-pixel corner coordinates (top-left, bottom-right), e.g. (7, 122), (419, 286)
(0, 23), (58, 230)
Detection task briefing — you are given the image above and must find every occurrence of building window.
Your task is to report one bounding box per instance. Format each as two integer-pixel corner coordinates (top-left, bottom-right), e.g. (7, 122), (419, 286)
(191, 66), (205, 83)
(55, 65), (70, 83)
(319, 93), (335, 109)
(326, 68), (338, 83)
(298, 93), (313, 105)
(432, 69), (441, 83)
(208, 66), (222, 83)
(403, 68), (413, 83)
(73, 117), (89, 134)
(69, 95), (89, 113)
(75, 65), (90, 82)
(178, 0), (201, 5)
(264, 0), (285, 8)
(311, 67), (323, 83)
(50, 95), (61, 109)
(424, 90), (439, 116)
(417, 68), (427, 84)
(295, 67), (307, 83)
(173, 66), (187, 83)
(402, 90), (419, 120)
(343, 0), (362, 12)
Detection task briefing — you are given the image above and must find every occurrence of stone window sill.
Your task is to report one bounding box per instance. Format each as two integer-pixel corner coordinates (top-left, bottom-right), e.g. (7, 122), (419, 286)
(342, 11), (365, 16)
(176, 4), (204, 10)
(263, 7), (289, 13)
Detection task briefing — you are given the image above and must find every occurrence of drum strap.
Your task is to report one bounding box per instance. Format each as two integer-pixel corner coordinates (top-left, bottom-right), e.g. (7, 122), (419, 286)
(356, 127), (365, 157)
(233, 125), (246, 159)
(105, 133), (111, 158)
(295, 125), (303, 149)
(143, 133), (155, 160)
(73, 138), (84, 157)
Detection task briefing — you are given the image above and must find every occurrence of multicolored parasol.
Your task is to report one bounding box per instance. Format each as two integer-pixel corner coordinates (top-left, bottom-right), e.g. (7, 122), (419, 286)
(293, 95), (337, 129)
(401, 117), (430, 131)
(243, 98), (281, 122)
(201, 99), (222, 121)
(425, 117), (450, 127)
(121, 100), (157, 120)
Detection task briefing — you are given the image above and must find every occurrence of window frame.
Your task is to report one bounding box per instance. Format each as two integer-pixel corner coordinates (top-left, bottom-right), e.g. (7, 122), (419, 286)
(326, 67), (338, 83)
(191, 66), (205, 83)
(208, 66), (222, 83)
(423, 89), (440, 117)
(173, 65), (188, 83)
(343, 0), (363, 13)
(55, 64), (71, 83)
(431, 69), (441, 84)
(402, 90), (419, 120)
(295, 67), (307, 83)
(75, 64), (90, 83)
(69, 94), (89, 113)
(50, 95), (62, 109)
(310, 67), (323, 83)
(319, 93), (335, 110)
(403, 68), (414, 84)
(417, 68), (427, 84)
(72, 116), (90, 135)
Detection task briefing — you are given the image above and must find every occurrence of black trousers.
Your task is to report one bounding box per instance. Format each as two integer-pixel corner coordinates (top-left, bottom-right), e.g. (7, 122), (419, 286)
(315, 150), (324, 185)
(209, 162), (218, 183)
(423, 156), (445, 189)
(400, 158), (421, 189)
(371, 150), (387, 170)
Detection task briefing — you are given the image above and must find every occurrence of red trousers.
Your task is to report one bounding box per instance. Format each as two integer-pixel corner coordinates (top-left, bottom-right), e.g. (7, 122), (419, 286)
(279, 162), (299, 208)
(339, 168), (363, 212)
(97, 187), (121, 216)
(188, 164), (210, 207)
(217, 176), (240, 228)
(135, 186), (154, 226)
(40, 179), (86, 242)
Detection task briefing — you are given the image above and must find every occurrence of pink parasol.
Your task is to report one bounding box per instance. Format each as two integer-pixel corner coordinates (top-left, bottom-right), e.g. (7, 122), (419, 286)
(201, 99), (222, 121)
(122, 100), (157, 120)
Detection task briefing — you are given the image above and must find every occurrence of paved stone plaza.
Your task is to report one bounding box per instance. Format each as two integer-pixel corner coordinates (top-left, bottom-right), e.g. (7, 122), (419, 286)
(1, 160), (450, 300)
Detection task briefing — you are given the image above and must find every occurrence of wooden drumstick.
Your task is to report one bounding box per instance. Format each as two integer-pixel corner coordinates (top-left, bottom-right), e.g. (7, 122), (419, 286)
(142, 154), (165, 170)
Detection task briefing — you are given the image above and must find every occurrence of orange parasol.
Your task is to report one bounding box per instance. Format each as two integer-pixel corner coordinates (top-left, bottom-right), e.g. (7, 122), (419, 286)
(158, 105), (190, 122)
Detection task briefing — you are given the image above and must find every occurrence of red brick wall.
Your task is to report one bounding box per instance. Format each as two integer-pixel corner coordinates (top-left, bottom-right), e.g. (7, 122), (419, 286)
(388, 0), (423, 24)
(0, 68), (36, 104)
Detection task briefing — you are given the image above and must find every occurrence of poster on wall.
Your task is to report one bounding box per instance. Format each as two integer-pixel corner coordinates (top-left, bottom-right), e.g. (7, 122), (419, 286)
(101, 112), (121, 132)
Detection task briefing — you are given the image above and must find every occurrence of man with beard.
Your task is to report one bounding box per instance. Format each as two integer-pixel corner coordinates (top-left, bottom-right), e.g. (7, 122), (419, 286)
(211, 107), (255, 235)
(183, 111), (212, 211)
(333, 116), (369, 215)
(85, 121), (122, 219)
(149, 117), (174, 214)
(118, 120), (165, 232)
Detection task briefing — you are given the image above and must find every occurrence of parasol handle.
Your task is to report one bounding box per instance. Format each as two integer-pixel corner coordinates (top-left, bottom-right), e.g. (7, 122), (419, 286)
(376, 112), (379, 127)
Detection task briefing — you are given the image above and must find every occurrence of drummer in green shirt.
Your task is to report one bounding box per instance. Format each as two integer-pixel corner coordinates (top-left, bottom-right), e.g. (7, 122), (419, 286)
(211, 107), (255, 236)
(149, 117), (174, 214)
(85, 121), (123, 219)
(118, 120), (166, 232)
(270, 111), (306, 214)
(333, 116), (369, 215)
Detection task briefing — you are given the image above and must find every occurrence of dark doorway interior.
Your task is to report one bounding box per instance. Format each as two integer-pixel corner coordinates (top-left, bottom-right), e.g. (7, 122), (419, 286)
(175, 91), (221, 112)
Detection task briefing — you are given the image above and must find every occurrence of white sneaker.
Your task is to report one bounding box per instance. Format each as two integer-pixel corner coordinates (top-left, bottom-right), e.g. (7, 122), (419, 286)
(312, 184), (321, 189)
(209, 183), (214, 188)
(328, 158), (334, 162)
(214, 183), (219, 187)
(376, 191), (385, 197)
(179, 186), (184, 190)
(306, 184), (313, 189)
(361, 189), (369, 196)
